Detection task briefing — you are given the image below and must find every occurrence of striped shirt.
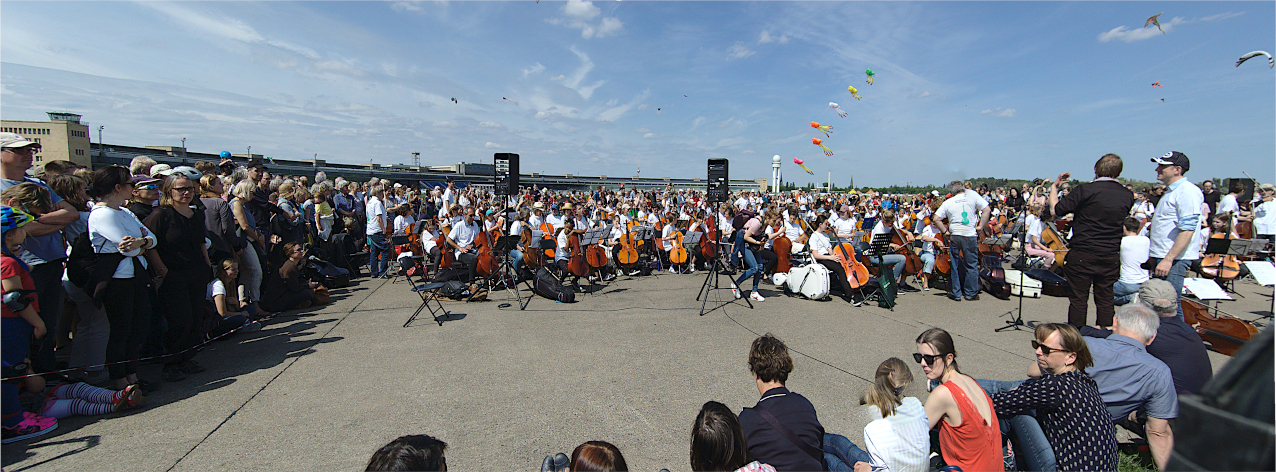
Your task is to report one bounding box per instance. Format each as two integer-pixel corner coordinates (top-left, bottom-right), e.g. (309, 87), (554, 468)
(862, 397), (930, 472)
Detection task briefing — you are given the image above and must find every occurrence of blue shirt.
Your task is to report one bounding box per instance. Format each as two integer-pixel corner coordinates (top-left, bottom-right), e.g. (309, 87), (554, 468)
(0, 177), (68, 265)
(1083, 334), (1179, 421)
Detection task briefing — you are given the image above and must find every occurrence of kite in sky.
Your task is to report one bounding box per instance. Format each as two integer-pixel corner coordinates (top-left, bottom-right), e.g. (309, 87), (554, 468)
(794, 158), (814, 175)
(865, 69), (875, 85)
(1145, 13), (1164, 34)
(812, 138), (833, 156)
(451, 97), (458, 104)
(847, 85), (862, 101)
(810, 121), (833, 137)
(1151, 81), (1162, 87)
(829, 102), (848, 118)
(503, 97), (518, 104)
(1236, 51), (1274, 68)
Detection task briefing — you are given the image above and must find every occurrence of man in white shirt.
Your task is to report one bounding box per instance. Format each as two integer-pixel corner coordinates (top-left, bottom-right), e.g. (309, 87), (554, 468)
(1147, 152), (1203, 316)
(1115, 218), (1150, 305)
(365, 185), (391, 278)
(446, 210), (481, 282)
(1253, 183), (1276, 243)
(932, 181), (991, 301)
(545, 205), (565, 230)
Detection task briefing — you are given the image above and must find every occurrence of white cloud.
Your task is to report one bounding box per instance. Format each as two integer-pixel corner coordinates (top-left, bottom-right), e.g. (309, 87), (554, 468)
(550, 0), (623, 39)
(1200, 11), (1244, 22)
(634, 128), (650, 133)
(742, 150), (756, 155)
(726, 43), (755, 60)
(691, 116), (705, 129)
(637, 104), (648, 110)
(981, 107), (1017, 118)
(478, 121), (503, 128)
(1097, 16), (1188, 42)
(521, 62), (545, 78)
(912, 91), (931, 99)
(642, 132), (659, 139)
(758, 31), (789, 44)
(562, 46), (606, 99)
(596, 90), (650, 122)
(484, 142), (502, 148)
(390, 2), (424, 13)
(432, 121), (457, 127)
(550, 75), (566, 81)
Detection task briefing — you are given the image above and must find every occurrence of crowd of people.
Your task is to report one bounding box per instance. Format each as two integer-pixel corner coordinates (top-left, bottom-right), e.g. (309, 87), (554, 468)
(4, 130), (1269, 470)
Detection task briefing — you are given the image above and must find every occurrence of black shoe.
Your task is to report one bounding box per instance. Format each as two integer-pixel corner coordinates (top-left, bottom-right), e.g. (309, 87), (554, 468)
(135, 379), (161, 393)
(967, 294), (981, 301)
(947, 294), (962, 302)
(161, 366), (187, 382)
(899, 283), (920, 293)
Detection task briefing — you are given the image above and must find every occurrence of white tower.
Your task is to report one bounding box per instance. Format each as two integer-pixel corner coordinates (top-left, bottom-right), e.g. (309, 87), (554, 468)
(771, 155), (782, 193)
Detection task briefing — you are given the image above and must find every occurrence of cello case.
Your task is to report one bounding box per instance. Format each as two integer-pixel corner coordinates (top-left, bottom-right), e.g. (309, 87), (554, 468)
(979, 255), (1011, 300)
(786, 263), (830, 300)
(1024, 268), (1069, 297)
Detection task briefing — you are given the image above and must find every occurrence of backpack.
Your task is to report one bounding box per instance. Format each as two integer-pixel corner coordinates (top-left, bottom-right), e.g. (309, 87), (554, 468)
(66, 231), (97, 289)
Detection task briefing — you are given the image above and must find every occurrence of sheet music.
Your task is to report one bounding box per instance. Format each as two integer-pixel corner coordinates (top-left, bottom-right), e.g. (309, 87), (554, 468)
(1243, 261), (1275, 286)
(1182, 277), (1233, 300)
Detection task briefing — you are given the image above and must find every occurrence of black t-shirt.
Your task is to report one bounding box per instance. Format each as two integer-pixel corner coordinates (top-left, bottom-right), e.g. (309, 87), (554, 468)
(128, 201), (155, 222)
(144, 205), (209, 270)
(1053, 180), (1133, 258)
(1202, 189), (1221, 220)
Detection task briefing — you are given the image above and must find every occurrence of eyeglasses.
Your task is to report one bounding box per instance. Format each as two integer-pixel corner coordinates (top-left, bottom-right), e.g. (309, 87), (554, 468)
(912, 353), (943, 365)
(171, 186), (196, 193)
(1032, 340), (1070, 356)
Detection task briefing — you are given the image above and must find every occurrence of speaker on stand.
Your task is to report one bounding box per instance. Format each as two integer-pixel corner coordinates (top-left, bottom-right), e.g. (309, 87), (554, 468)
(707, 158), (729, 204)
(493, 153), (519, 196)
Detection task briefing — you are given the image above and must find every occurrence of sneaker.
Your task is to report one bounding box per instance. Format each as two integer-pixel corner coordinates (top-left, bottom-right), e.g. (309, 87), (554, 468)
(179, 360), (206, 374)
(2, 412), (57, 444)
(161, 366), (187, 382)
(669, 268), (678, 274)
(947, 294), (962, 302)
(731, 282), (742, 299)
(750, 292), (766, 302)
(628, 270), (641, 276)
(967, 294), (981, 301)
(240, 321), (262, 333)
(851, 297), (864, 307)
(603, 273), (617, 281)
(922, 286), (930, 291)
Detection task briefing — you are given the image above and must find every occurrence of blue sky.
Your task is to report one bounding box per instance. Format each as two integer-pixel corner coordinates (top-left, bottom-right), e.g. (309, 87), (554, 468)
(2, 1), (1273, 187)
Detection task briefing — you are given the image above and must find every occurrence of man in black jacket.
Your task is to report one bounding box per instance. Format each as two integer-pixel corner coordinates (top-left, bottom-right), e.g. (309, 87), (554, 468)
(737, 334), (827, 471)
(1048, 154), (1134, 327)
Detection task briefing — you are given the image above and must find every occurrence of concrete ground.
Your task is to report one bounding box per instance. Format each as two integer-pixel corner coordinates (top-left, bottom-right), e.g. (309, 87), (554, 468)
(3, 265), (1271, 471)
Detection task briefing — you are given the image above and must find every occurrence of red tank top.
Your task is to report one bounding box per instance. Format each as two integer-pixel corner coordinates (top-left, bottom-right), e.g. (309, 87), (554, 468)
(937, 380), (1002, 472)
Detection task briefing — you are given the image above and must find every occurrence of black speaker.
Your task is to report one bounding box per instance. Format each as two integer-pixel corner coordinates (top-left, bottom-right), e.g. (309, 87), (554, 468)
(1225, 178), (1256, 203)
(494, 153), (519, 195)
(707, 158), (729, 203)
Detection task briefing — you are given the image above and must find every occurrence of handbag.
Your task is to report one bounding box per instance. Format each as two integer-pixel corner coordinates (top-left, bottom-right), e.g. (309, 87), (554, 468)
(311, 285), (330, 305)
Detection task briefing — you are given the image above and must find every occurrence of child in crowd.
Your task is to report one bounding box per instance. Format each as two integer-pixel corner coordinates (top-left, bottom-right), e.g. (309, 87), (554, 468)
(2, 207), (57, 444)
(207, 258), (263, 340)
(18, 362), (144, 419)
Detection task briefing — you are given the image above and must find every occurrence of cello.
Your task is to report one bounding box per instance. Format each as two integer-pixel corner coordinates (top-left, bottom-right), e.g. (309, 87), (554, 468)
(567, 229), (588, 278)
(668, 221), (688, 268)
(771, 218), (793, 274)
(473, 227), (496, 278)
(1040, 224), (1070, 268)
(831, 232), (870, 288)
(520, 225), (544, 270)
(436, 220), (456, 270)
(1199, 231), (1241, 280)
(616, 222), (640, 269)
(891, 226), (924, 277)
(700, 213), (718, 261)
(1181, 298), (1258, 356)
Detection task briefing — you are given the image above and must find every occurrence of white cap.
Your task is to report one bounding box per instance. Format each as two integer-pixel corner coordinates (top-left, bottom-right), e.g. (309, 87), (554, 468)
(0, 132), (38, 149)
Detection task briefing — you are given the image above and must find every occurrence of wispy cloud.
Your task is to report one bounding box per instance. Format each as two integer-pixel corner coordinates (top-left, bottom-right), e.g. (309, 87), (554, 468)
(596, 90), (650, 122)
(758, 31), (789, 44)
(521, 62), (545, 78)
(562, 46), (605, 99)
(911, 91), (931, 99)
(1098, 12), (1243, 43)
(726, 43), (755, 60)
(547, 0), (624, 39)
(484, 141), (502, 148)
(981, 107), (1017, 118)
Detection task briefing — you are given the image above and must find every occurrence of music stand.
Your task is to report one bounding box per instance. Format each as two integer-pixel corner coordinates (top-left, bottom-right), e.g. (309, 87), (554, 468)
(467, 235), (527, 306)
(632, 226), (662, 276)
(683, 231), (703, 271)
(582, 225), (614, 291)
(863, 233), (896, 311)
(698, 229), (752, 316)
(996, 254), (1030, 332)
(1202, 237), (1261, 297)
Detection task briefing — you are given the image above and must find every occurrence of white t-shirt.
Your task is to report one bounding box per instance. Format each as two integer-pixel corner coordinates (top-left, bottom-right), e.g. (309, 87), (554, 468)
(207, 278), (226, 301)
(1025, 214), (1044, 243)
(862, 397), (929, 472)
(1149, 179), (1204, 260)
(809, 231), (832, 256)
(545, 213), (565, 230)
(555, 230), (570, 261)
(662, 224), (677, 251)
(934, 190), (988, 237)
(1217, 194), (1239, 217)
(1253, 199), (1276, 235)
(834, 215), (857, 239)
(529, 214), (544, 229)
(365, 197), (386, 235)
(392, 215), (415, 237)
(783, 220), (804, 241)
(447, 221), (480, 257)
(1119, 235), (1151, 284)
(921, 225), (938, 253)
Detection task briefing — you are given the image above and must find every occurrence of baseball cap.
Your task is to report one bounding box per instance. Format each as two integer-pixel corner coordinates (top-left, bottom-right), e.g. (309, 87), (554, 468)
(0, 132), (38, 149)
(158, 165), (201, 181)
(1151, 151), (1190, 173)
(149, 164), (172, 177)
(1136, 279), (1178, 315)
(130, 174), (161, 185)
(1259, 183), (1275, 191)
(247, 157), (267, 170)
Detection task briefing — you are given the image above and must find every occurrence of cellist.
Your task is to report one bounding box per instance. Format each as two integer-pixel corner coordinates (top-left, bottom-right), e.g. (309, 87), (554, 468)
(809, 214), (864, 306)
(1023, 202), (1055, 269)
(917, 201), (947, 292)
(553, 218), (584, 289)
(863, 209), (920, 292)
(445, 210), (482, 283)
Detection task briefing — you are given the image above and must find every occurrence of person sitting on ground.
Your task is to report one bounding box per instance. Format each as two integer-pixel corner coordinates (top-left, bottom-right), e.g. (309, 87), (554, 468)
(738, 333), (827, 471)
(1081, 279), (1212, 395)
(18, 365), (145, 419)
(206, 257), (263, 339)
(365, 434), (447, 471)
(809, 214), (864, 306)
(1074, 304), (1177, 471)
(691, 400), (776, 472)
(858, 357), (929, 472)
(570, 440), (628, 472)
(1114, 217), (1150, 306)
(981, 323), (1118, 472)
(915, 327), (1002, 472)
(261, 242), (318, 313)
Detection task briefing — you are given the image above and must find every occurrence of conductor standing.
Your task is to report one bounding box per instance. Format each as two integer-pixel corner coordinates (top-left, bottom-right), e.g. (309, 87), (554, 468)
(1048, 154), (1134, 327)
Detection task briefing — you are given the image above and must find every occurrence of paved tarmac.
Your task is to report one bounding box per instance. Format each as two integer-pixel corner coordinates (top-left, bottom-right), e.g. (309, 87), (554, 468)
(3, 266), (1270, 471)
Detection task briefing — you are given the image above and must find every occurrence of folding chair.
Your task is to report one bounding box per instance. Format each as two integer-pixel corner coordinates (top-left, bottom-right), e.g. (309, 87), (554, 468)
(389, 234), (414, 284)
(400, 258), (450, 327)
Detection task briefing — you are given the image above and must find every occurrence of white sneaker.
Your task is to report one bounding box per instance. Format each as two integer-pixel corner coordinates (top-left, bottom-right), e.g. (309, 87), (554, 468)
(669, 268), (677, 274)
(750, 292), (766, 302)
(731, 282), (742, 299)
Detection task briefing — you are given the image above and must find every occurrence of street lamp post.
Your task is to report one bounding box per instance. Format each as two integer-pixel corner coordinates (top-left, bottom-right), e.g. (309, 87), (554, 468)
(97, 126), (104, 158)
(182, 137), (186, 149)
(247, 146), (251, 159)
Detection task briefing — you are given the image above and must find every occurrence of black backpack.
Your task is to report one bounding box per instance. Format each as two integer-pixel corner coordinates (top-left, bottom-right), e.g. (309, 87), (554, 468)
(65, 231), (97, 289)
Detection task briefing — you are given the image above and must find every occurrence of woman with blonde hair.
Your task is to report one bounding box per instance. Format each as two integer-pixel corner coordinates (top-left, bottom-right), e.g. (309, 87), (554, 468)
(858, 358), (929, 472)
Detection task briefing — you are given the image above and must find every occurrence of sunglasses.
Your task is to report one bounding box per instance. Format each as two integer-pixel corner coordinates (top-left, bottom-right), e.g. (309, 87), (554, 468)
(912, 353), (943, 365)
(171, 186), (197, 193)
(1032, 340), (1070, 356)
(137, 184), (159, 190)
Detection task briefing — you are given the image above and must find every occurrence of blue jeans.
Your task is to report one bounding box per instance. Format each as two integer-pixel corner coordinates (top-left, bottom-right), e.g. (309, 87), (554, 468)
(1113, 280), (1142, 306)
(730, 231), (745, 268)
(823, 432), (874, 471)
(735, 247), (762, 292)
(368, 233), (391, 277)
(3, 317), (33, 428)
(510, 249), (525, 276)
(949, 235), (980, 299)
(977, 378), (1056, 472)
(1149, 257), (1192, 317)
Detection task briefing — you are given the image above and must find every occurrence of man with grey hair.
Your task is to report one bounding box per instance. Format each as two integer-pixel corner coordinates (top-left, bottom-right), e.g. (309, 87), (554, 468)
(1081, 279), (1212, 395)
(1064, 304), (1177, 470)
(932, 180), (991, 301)
(129, 155), (157, 176)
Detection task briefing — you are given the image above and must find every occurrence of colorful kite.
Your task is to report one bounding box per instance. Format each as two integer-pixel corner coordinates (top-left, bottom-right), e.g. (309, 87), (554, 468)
(847, 85), (862, 101)
(1236, 51), (1274, 68)
(794, 158), (815, 175)
(503, 97), (518, 104)
(812, 138), (833, 156)
(1151, 81), (1162, 87)
(451, 97), (458, 104)
(865, 69), (875, 85)
(810, 121), (833, 137)
(829, 102), (848, 118)
(1144, 13), (1164, 34)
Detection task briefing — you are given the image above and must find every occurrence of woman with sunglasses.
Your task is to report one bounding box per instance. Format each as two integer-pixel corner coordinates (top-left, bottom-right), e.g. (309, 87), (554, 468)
(987, 323), (1117, 472)
(143, 168), (212, 383)
(915, 327), (1001, 472)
